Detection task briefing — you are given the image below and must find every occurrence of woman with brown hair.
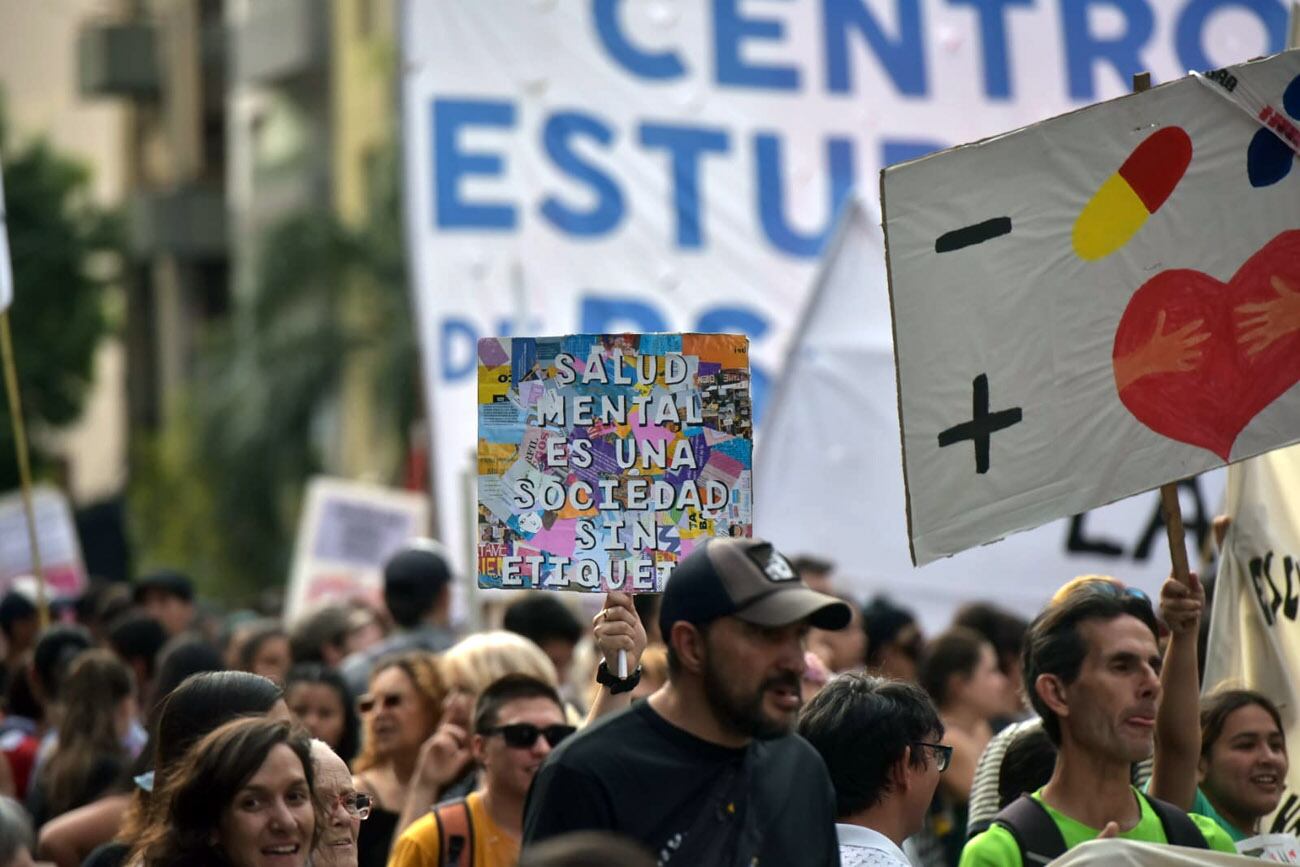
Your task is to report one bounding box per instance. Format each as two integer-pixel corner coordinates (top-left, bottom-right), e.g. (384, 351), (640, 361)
(350, 652), (444, 867)
(30, 649), (136, 827)
(133, 716), (318, 867)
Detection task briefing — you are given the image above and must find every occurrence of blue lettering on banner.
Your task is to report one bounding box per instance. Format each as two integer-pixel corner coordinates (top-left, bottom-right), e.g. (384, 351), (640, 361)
(755, 134), (856, 257)
(579, 296), (668, 333)
(714, 0), (802, 90)
(949, 0), (1035, 98)
(440, 301), (773, 420)
(638, 123), (731, 249)
(1174, 0), (1285, 72)
(1060, 0), (1153, 99)
(592, 0), (687, 79)
(540, 111), (626, 237)
(824, 0), (928, 97)
(441, 318), (479, 381)
(432, 99), (517, 229)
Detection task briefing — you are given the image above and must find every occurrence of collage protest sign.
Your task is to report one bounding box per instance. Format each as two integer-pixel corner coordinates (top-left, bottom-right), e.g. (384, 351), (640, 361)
(477, 334), (752, 592)
(882, 50), (1300, 565)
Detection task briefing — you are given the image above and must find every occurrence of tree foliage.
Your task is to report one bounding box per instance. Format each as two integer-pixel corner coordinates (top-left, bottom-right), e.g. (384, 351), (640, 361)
(131, 147), (418, 604)
(0, 98), (119, 490)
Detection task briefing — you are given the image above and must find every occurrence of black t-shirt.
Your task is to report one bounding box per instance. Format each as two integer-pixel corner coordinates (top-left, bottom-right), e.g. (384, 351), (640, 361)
(522, 700), (839, 866)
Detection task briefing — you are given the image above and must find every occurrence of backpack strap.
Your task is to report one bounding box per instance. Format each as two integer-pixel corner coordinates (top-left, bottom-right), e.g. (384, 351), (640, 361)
(1140, 792), (1210, 850)
(992, 794), (1068, 866)
(432, 798), (475, 867)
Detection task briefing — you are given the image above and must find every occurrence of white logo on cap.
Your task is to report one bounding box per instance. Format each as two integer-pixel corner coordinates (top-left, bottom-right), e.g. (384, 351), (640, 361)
(764, 552), (796, 582)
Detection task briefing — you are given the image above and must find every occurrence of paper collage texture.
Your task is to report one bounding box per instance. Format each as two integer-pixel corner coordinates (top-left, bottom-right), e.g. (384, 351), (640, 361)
(477, 333), (752, 591)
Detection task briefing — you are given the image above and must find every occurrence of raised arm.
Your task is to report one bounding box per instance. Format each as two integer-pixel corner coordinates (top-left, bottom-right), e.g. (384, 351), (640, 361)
(1148, 572), (1205, 810)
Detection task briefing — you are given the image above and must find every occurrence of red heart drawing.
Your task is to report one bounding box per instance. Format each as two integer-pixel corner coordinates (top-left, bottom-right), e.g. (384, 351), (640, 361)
(1113, 230), (1300, 460)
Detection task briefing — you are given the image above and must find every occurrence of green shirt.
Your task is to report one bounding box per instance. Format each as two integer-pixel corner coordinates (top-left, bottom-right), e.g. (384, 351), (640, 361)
(1140, 776), (1252, 843)
(1190, 787), (1250, 843)
(958, 787), (1238, 867)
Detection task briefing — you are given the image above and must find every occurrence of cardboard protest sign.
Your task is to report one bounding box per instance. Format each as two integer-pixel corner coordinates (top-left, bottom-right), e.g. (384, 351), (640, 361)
(882, 50), (1300, 565)
(477, 334), (752, 591)
(0, 486), (84, 597)
(1204, 443), (1300, 839)
(285, 477), (430, 621)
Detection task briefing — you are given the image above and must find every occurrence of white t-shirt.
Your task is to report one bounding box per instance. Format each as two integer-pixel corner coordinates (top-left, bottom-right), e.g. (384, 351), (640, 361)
(837, 823), (912, 867)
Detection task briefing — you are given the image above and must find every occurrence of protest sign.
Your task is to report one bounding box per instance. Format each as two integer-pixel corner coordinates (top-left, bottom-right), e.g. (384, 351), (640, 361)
(0, 485), (83, 597)
(1237, 834), (1300, 863)
(477, 334), (752, 592)
(402, 1), (1288, 579)
(756, 197), (1225, 630)
(285, 477), (430, 621)
(1204, 443), (1300, 838)
(883, 50), (1300, 565)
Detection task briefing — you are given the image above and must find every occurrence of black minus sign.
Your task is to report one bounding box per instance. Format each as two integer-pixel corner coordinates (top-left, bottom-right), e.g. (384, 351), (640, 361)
(935, 217), (1013, 253)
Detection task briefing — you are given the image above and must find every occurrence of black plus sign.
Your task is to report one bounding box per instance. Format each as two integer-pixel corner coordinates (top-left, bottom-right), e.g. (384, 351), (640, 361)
(937, 374), (1022, 474)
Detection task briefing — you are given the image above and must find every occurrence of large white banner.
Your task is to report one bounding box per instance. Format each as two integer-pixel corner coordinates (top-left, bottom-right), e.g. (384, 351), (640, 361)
(401, 0), (1286, 576)
(1204, 444), (1300, 839)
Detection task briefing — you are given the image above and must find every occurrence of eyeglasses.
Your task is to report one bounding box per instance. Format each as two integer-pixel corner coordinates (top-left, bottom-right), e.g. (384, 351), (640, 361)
(357, 693), (404, 714)
(914, 742), (953, 773)
(329, 792), (372, 820)
(481, 723), (576, 749)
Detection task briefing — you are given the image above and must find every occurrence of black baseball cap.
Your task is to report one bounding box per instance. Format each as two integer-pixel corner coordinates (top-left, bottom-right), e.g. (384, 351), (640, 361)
(133, 570), (195, 604)
(659, 538), (851, 638)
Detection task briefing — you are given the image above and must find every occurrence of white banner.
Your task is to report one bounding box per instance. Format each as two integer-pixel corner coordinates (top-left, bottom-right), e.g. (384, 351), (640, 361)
(1204, 444), (1300, 839)
(755, 198), (1224, 631)
(401, 0), (1286, 576)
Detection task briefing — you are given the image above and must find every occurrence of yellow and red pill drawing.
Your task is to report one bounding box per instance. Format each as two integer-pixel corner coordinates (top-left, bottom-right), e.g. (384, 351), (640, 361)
(1072, 127), (1193, 261)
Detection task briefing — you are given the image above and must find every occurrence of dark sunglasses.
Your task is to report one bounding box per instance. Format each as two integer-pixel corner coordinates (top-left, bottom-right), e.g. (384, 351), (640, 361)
(914, 741), (953, 773)
(482, 723), (576, 749)
(357, 693), (404, 714)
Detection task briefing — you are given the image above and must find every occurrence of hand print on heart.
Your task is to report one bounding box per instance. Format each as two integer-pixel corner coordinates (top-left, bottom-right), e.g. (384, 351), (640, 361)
(1113, 230), (1300, 460)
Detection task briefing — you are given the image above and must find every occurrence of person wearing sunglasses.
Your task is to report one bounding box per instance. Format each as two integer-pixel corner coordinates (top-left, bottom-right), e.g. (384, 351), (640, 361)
(391, 674), (571, 867)
(798, 673), (950, 867)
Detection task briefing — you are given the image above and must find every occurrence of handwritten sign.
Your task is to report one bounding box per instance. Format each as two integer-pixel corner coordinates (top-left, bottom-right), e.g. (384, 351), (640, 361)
(882, 50), (1300, 565)
(477, 334), (752, 591)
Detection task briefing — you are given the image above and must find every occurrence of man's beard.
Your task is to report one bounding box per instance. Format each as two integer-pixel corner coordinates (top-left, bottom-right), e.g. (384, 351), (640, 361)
(701, 651), (800, 741)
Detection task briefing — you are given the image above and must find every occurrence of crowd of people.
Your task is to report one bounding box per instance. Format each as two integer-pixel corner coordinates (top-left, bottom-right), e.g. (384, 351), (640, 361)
(0, 532), (1285, 866)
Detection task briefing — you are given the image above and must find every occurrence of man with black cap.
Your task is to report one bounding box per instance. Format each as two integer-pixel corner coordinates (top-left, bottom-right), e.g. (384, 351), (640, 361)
(133, 570), (197, 637)
(522, 537), (849, 866)
(340, 539), (457, 696)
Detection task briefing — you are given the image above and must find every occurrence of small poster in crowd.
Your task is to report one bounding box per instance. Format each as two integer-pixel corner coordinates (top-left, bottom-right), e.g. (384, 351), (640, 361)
(285, 477), (430, 621)
(476, 333), (752, 592)
(0, 485), (85, 597)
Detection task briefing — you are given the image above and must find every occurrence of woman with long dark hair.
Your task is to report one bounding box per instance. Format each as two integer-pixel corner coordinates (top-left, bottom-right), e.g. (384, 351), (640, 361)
(133, 717), (318, 867)
(30, 650), (135, 826)
(284, 665), (359, 765)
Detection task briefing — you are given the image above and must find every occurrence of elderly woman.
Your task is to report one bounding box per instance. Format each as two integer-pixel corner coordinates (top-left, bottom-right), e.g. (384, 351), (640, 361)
(311, 740), (367, 867)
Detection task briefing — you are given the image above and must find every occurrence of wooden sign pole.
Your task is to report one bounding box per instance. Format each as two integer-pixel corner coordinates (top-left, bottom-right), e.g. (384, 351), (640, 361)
(1131, 70), (1193, 587)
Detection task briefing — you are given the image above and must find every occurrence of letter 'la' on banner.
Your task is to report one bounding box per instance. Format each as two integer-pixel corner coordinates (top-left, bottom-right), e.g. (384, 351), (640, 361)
(0, 159), (12, 312)
(1203, 442), (1300, 837)
(476, 333), (753, 593)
